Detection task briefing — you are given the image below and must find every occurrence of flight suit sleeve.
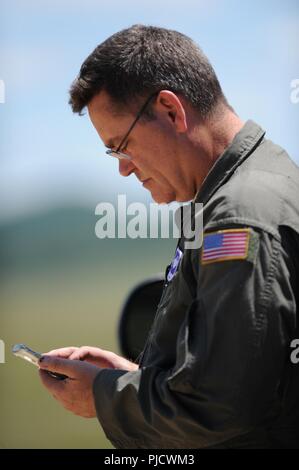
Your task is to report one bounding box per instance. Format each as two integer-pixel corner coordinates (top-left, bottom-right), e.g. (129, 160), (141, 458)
(92, 226), (297, 449)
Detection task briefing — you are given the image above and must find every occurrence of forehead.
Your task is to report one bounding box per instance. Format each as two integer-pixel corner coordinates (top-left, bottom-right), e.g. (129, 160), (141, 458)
(87, 90), (132, 147)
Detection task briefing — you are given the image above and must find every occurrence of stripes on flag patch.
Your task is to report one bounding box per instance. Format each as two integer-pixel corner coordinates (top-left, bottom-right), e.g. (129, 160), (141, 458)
(201, 228), (250, 265)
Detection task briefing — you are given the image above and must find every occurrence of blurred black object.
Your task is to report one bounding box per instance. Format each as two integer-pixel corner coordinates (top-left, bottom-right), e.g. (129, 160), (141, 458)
(118, 274), (164, 362)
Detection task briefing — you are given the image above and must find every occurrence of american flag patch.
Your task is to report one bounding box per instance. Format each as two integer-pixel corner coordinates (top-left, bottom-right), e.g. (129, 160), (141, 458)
(201, 228), (250, 265)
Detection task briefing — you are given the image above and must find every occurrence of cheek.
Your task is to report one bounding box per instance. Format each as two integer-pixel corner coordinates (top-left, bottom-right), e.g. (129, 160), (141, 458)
(132, 137), (174, 181)
(137, 148), (167, 176)
(137, 130), (166, 161)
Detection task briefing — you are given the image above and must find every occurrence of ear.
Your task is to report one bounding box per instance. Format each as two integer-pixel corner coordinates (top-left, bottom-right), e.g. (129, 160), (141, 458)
(155, 90), (188, 133)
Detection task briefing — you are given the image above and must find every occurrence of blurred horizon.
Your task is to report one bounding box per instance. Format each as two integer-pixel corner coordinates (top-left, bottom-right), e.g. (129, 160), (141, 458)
(0, 0), (298, 225)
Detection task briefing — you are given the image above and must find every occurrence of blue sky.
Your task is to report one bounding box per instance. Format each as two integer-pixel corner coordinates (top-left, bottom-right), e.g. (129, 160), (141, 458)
(0, 0), (298, 222)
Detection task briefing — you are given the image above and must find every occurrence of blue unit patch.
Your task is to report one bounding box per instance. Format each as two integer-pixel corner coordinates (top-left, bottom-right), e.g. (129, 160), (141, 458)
(167, 247), (183, 282)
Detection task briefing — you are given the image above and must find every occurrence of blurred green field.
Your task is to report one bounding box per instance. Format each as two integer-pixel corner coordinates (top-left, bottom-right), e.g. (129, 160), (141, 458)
(0, 207), (174, 448)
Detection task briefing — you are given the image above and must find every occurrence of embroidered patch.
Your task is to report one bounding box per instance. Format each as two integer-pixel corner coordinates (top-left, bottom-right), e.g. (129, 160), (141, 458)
(167, 247), (183, 282)
(201, 228), (250, 265)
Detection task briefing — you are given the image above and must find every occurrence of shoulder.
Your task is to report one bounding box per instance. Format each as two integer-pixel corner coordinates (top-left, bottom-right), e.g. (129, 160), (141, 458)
(203, 139), (299, 237)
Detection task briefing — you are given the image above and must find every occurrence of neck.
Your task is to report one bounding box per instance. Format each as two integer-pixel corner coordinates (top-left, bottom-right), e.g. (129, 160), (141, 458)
(188, 106), (244, 195)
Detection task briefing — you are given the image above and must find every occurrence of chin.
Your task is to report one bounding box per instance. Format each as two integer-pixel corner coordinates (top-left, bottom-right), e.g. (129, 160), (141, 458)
(150, 192), (176, 204)
(145, 181), (177, 204)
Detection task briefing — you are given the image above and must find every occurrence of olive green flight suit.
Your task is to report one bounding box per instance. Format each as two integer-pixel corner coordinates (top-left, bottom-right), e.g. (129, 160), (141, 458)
(93, 120), (299, 449)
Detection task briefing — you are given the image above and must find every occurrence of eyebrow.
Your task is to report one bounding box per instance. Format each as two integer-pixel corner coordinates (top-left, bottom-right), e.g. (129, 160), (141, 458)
(104, 136), (122, 149)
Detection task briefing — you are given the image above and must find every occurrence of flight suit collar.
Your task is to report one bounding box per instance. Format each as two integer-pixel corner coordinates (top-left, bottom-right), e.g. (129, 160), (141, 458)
(194, 119), (265, 206)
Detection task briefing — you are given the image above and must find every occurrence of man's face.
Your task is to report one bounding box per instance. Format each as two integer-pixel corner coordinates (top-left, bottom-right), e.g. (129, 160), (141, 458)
(87, 90), (195, 203)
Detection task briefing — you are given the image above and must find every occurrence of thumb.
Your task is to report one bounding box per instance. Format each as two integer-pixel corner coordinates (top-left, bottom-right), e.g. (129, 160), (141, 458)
(39, 355), (81, 377)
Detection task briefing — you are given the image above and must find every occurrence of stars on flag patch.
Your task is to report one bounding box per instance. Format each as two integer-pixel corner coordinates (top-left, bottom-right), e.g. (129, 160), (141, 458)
(201, 228), (250, 265)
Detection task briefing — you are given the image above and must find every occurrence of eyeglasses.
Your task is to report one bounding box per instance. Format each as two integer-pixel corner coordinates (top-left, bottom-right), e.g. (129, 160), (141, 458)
(106, 92), (158, 160)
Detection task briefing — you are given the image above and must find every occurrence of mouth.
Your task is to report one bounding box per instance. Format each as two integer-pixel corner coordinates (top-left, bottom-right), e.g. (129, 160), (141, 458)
(142, 178), (151, 186)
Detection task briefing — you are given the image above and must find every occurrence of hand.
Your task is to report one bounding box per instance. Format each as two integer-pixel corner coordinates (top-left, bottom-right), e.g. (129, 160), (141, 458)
(38, 356), (100, 418)
(44, 346), (139, 371)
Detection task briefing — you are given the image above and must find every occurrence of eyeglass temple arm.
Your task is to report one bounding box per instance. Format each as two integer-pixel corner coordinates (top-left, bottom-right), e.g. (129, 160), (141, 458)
(116, 93), (158, 152)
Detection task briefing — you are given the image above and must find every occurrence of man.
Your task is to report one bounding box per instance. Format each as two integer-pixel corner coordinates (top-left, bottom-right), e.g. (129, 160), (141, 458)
(39, 25), (299, 449)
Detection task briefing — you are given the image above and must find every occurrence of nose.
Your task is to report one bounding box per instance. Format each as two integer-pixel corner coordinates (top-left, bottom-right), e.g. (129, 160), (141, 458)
(118, 158), (135, 177)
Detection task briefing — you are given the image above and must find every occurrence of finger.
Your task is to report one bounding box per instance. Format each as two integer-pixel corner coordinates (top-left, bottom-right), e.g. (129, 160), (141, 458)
(69, 352), (101, 367)
(69, 347), (113, 360)
(69, 349), (88, 361)
(68, 347), (115, 367)
(39, 355), (83, 377)
(39, 369), (66, 394)
(68, 346), (98, 361)
(44, 347), (78, 358)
